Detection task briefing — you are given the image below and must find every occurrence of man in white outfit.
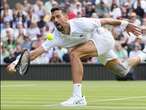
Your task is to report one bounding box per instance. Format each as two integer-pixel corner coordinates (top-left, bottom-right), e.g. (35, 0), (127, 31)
(7, 7), (146, 106)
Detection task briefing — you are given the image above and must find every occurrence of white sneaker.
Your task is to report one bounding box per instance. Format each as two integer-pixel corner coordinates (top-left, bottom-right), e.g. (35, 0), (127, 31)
(60, 96), (87, 107)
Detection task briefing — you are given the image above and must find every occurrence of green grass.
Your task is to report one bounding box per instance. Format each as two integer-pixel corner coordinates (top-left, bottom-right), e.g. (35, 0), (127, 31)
(1, 81), (146, 110)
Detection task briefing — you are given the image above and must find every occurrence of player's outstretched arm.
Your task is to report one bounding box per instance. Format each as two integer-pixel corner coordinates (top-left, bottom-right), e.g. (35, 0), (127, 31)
(7, 46), (46, 72)
(29, 46), (46, 60)
(100, 18), (142, 37)
(100, 18), (122, 26)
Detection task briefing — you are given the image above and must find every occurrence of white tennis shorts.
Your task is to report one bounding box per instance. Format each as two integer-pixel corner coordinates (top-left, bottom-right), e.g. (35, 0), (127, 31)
(90, 28), (117, 65)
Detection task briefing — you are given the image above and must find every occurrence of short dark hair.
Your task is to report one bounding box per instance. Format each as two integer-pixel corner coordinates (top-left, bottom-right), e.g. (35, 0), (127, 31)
(51, 7), (61, 13)
(51, 7), (67, 13)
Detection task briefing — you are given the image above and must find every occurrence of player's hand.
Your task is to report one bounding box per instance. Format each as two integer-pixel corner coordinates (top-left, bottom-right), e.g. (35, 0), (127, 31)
(126, 23), (142, 37)
(6, 63), (16, 73)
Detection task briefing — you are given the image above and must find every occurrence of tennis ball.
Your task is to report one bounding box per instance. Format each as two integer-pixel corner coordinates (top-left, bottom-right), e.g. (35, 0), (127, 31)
(47, 33), (54, 40)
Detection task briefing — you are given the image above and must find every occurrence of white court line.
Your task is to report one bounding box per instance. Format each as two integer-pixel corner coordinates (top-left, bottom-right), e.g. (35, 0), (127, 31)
(2, 96), (146, 105)
(1, 104), (51, 107)
(1, 104), (146, 110)
(2, 96), (146, 110)
(1, 101), (61, 104)
(1, 85), (142, 88)
(84, 106), (146, 109)
(1, 104), (60, 107)
(2, 96), (146, 101)
(1, 95), (136, 97)
(95, 96), (146, 102)
(1, 84), (36, 87)
(47, 104), (60, 107)
(1, 83), (145, 88)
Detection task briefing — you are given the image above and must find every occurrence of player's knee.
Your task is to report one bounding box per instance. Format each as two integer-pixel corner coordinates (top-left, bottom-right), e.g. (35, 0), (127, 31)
(69, 51), (80, 60)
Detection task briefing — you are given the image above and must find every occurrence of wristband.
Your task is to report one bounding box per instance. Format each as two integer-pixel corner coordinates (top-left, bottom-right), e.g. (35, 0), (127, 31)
(120, 20), (129, 31)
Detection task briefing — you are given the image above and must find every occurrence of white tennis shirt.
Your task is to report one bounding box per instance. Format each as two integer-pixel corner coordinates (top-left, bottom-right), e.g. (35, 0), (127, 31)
(42, 18), (102, 50)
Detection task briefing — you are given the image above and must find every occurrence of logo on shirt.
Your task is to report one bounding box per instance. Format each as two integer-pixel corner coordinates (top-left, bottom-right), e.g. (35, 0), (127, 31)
(80, 34), (84, 37)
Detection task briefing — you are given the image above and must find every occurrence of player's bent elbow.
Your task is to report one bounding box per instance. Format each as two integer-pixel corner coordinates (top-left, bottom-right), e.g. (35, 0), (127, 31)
(69, 51), (80, 60)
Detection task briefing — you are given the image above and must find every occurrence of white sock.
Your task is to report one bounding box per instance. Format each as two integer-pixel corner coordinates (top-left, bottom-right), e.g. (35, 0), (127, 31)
(73, 83), (82, 97)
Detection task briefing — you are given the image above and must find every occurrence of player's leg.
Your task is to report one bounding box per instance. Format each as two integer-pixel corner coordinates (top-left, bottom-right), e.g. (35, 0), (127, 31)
(104, 47), (146, 77)
(61, 41), (97, 106)
(105, 58), (130, 77)
(105, 54), (146, 77)
(60, 28), (116, 106)
(125, 45), (146, 68)
(97, 50), (129, 77)
(70, 42), (97, 84)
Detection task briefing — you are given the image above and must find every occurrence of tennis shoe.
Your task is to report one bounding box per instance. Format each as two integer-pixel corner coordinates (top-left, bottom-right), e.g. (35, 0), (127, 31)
(60, 96), (87, 106)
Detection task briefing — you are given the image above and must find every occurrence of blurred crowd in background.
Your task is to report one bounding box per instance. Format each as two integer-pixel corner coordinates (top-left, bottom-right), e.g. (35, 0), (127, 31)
(0, 0), (146, 64)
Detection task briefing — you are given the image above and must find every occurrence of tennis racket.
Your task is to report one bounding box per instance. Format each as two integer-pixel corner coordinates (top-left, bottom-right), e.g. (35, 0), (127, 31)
(15, 49), (30, 76)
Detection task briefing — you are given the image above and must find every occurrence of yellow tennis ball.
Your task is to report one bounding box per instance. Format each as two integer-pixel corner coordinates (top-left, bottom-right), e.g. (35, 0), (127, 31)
(47, 33), (54, 40)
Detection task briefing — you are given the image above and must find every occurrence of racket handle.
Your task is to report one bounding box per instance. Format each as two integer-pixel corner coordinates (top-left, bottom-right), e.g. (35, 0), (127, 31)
(12, 55), (21, 65)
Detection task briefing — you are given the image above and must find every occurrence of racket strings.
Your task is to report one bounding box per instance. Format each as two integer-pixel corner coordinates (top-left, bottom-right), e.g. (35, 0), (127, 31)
(18, 51), (29, 75)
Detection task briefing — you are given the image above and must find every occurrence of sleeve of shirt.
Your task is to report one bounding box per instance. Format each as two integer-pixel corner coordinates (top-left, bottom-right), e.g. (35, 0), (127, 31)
(42, 29), (63, 51)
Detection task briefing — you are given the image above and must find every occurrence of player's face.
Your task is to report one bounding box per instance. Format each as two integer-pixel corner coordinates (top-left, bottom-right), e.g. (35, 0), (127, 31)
(51, 10), (68, 33)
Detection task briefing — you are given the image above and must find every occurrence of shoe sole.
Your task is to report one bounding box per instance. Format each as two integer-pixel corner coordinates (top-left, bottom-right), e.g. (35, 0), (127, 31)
(60, 103), (87, 107)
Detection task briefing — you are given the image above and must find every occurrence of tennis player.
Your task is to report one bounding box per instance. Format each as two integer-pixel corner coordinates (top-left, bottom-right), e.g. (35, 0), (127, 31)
(7, 7), (146, 106)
